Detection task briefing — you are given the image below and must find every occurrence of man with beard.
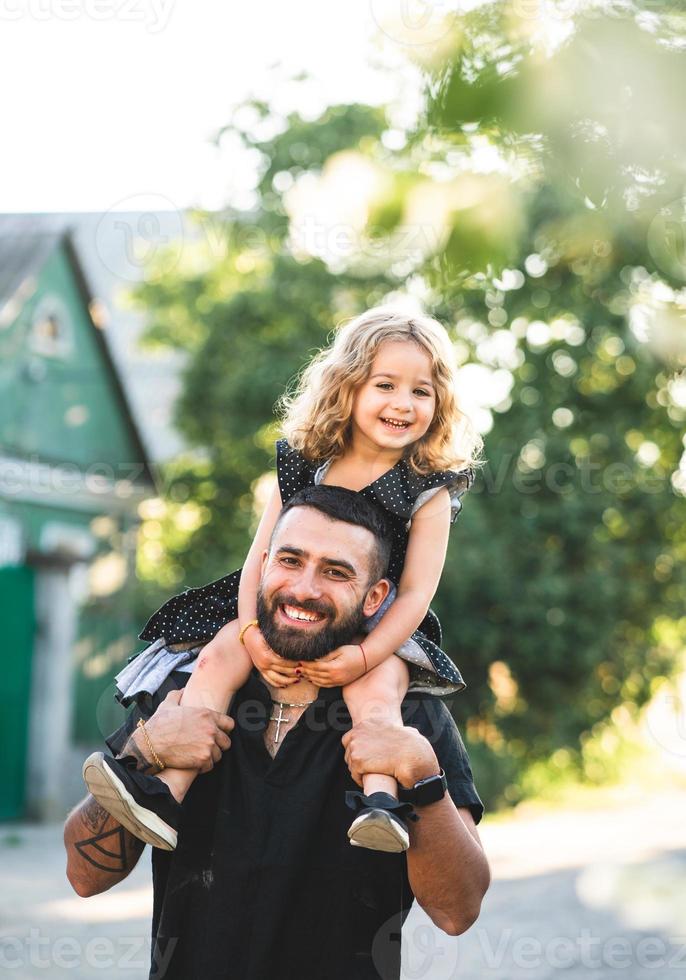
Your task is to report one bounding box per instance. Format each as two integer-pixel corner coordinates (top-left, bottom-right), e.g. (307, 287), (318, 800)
(64, 486), (489, 980)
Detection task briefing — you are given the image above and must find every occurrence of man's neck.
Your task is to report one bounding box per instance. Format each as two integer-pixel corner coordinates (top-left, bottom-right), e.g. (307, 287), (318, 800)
(267, 676), (319, 704)
(263, 676), (320, 758)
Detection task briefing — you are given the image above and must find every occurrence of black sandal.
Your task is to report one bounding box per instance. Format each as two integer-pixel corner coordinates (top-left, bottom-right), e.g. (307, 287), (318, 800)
(345, 791), (418, 853)
(82, 752), (181, 851)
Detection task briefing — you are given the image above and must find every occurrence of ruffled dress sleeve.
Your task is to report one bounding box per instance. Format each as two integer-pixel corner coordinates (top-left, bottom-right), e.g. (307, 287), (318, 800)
(410, 466), (475, 525)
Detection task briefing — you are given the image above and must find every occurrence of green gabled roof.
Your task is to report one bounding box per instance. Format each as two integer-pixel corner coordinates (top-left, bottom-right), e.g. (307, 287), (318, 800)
(0, 228), (156, 491)
(0, 232), (62, 307)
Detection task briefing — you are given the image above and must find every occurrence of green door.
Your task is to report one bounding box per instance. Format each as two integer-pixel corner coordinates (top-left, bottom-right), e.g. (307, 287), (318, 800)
(0, 565), (35, 821)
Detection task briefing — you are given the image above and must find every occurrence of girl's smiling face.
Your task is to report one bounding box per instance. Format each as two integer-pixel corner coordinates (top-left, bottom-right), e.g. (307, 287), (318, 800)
(350, 340), (437, 455)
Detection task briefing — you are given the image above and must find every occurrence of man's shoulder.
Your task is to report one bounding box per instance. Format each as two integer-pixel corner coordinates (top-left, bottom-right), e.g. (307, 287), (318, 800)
(401, 694), (467, 765)
(402, 693), (456, 741)
(401, 694), (484, 824)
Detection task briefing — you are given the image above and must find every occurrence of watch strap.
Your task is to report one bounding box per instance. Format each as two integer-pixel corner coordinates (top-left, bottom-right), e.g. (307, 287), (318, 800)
(397, 769), (447, 807)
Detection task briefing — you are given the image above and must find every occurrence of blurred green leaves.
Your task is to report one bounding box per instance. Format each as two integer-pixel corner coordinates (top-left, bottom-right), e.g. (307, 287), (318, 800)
(128, 4), (686, 808)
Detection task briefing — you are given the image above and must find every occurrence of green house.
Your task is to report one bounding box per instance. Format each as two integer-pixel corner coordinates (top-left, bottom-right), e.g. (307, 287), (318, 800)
(0, 230), (155, 821)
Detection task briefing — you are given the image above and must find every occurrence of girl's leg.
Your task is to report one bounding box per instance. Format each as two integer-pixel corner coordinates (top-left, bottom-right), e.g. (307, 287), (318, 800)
(156, 619), (252, 802)
(343, 655), (410, 799)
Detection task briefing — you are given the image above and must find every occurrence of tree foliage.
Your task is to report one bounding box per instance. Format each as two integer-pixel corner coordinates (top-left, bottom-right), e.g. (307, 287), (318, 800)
(132, 4), (686, 806)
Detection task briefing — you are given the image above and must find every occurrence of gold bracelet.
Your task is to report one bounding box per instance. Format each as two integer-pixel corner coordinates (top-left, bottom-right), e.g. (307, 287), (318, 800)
(136, 718), (166, 771)
(239, 619), (259, 646)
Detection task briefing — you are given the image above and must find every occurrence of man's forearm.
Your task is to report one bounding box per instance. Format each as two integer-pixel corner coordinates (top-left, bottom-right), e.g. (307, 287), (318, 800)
(407, 799), (490, 936)
(64, 795), (144, 897)
(341, 718), (490, 935)
(118, 726), (160, 774)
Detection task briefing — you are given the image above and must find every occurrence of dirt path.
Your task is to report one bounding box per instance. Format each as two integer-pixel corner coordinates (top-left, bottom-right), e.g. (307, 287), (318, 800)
(1, 790), (684, 978)
(405, 789), (686, 979)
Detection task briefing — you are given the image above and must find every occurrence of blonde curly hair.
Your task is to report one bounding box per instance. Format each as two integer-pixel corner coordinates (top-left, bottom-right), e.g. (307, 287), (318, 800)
(279, 306), (484, 476)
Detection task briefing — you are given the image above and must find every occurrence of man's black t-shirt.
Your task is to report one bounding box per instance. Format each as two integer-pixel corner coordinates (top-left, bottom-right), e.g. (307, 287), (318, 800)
(106, 671), (483, 980)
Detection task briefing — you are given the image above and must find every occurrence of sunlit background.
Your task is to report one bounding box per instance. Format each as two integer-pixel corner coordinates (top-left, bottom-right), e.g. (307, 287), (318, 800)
(1, 1), (685, 977)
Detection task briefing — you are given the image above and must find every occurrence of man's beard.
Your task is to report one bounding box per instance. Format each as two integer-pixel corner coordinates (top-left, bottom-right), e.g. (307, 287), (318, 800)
(256, 589), (367, 662)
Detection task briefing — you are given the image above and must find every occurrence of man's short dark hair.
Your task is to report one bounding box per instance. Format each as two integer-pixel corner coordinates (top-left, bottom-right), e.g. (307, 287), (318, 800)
(273, 485), (391, 584)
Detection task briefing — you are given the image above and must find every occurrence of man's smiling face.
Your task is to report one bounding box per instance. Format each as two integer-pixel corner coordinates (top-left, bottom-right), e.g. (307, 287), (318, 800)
(256, 505), (388, 662)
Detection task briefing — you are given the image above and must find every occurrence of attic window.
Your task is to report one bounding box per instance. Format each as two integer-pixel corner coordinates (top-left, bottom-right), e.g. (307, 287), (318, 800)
(30, 294), (73, 357)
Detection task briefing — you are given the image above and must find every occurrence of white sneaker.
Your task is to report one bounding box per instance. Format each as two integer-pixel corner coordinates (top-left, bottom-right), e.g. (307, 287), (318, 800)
(348, 808), (410, 853)
(82, 752), (179, 851)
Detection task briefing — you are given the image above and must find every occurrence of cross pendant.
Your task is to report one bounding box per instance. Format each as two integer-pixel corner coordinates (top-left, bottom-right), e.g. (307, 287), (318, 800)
(270, 703), (290, 743)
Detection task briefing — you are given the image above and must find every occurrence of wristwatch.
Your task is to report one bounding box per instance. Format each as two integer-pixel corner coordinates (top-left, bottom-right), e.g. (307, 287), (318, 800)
(398, 769), (447, 807)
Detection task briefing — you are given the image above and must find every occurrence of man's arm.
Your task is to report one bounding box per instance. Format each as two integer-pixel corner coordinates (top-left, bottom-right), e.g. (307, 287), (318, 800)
(64, 795), (145, 898)
(342, 722), (490, 936)
(114, 688), (235, 774)
(64, 716), (163, 898)
(64, 720), (166, 897)
(64, 688), (235, 896)
(404, 793), (490, 935)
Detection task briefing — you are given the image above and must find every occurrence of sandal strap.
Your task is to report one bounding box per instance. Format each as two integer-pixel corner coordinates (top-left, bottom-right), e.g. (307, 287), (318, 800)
(345, 790), (419, 823)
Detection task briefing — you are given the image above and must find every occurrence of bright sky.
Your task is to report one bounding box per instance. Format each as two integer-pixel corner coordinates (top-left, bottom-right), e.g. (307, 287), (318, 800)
(0, 0), (416, 213)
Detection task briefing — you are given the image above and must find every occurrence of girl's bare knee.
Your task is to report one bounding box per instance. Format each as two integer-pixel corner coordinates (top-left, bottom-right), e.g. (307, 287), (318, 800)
(196, 619), (242, 670)
(343, 662), (408, 728)
(218, 618), (242, 643)
(372, 656), (410, 700)
(391, 656), (410, 692)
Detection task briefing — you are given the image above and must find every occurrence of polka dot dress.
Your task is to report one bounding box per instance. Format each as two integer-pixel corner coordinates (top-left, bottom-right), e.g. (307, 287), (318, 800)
(137, 439), (475, 696)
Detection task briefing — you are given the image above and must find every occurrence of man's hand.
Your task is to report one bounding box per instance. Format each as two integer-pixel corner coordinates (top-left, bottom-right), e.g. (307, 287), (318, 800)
(136, 689), (235, 774)
(341, 720), (441, 789)
(298, 645), (367, 688)
(344, 721), (490, 937)
(245, 626), (300, 687)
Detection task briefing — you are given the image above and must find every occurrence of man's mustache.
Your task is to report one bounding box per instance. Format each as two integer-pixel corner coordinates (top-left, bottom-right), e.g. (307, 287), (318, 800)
(269, 594), (336, 619)
(256, 585), (366, 662)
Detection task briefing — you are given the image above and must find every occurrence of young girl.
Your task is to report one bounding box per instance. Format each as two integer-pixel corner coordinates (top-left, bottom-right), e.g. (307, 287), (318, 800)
(83, 306), (483, 854)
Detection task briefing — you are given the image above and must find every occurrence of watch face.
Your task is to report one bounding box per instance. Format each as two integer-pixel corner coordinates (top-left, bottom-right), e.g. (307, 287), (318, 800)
(399, 770), (447, 806)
